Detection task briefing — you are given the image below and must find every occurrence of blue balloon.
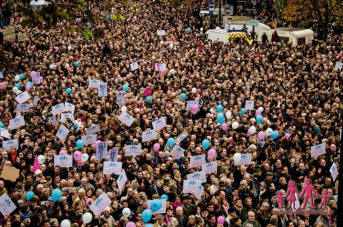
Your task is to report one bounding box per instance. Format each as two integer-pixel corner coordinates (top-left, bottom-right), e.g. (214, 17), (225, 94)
(167, 138), (175, 148)
(146, 96), (152, 103)
(187, 28), (191, 33)
(241, 108), (246, 115)
(256, 115), (263, 124)
(87, 22), (91, 27)
(0, 123), (4, 128)
(142, 209), (152, 223)
(107, 15), (111, 19)
(74, 123), (78, 129)
(26, 82), (32, 87)
(180, 93), (186, 100)
(161, 194), (168, 200)
(123, 84), (129, 91)
(26, 191), (35, 201)
(76, 139), (84, 149)
(202, 139), (210, 149)
(19, 74), (24, 80)
(216, 104), (223, 112)
(146, 225), (153, 227)
(217, 113), (224, 121)
(74, 62), (79, 67)
(51, 189), (62, 202)
(15, 84), (20, 89)
(151, 199), (162, 212)
(219, 118), (226, 124)
(66, 88), (72, 94)
(272, 131), (279, 139)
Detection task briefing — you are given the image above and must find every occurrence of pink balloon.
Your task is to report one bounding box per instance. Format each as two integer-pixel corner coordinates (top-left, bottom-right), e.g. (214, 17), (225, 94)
(153, 143), (160, 151)
(85, 198), (92, 207)
(59, 150), (67, 155)
(0, 83), (4, 88)
(126, 222), (136, 227)
(221, 123), (227, 131)
(73, 151), (81, 160)
(191, 105), (198, 114)
(208, 149), (216, 159)
(164, 41), (169, 45)
(255, 109), (262, 116)
(258, 131), (265, 140)
(217, 216), (225, 224)
(247, 131), (251, 137)
(284, 133), (290, 139)
(25, 84), (31, 91)
(30, 71), (37, 78)
(40, 76), (43, 81)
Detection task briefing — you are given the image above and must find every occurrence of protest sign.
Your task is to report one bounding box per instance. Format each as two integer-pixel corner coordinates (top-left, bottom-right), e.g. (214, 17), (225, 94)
(2, 139), (19, 151)
(130, 62), (139, 71)
(116, 91), (126, 105)
(82, 134), (97, 146)
(103, 161), (122, 175)
(90, 192), (112, 215)
(155, 63), (166, 72)
(108, 148), (119, 162)
(157, 30), (166, 36)
(87, 125), (100, 135)
(98, 82), (108, 97)
(142, 129), (157, 142)
(190, 154), (206, 168)
(245, 100), (255, 110)
(56, 124), (69, 141)
(88, 79), (100, 88)
(48, 116), (59, 126)
(170, 146), (185, 159)
(16, 103), (31, 112)
(194, 185), (204, 200)
(234, 154), (252, 166)
(96, 141), (108, 160)
(51, 103), (65, 115)
(119, 112), (135, 127)
(187, 171), (206, 183)
(330, 162), (338, 181)
(33, 96), (39, 106)
(175, 131), (188, 145)
(54, 155), (73, 168)
(60, 113), (75, 123)
(125, 144), (142, 156)
(183, 180), (201, 193)
(9, 116), (25, 130)
(186, 100), (199, 110)
(152, 118), (166, 131)
(335, 62), (343, 70)
(0, 166), (19, 182)
(311, 143), (326, 157)
(117, 170), (128, 192)
(0, 128), (10, 139)
(202, 161), (218, 174)
(0, 193), (16, 216)
(64, 102), (75, 114)
(15, 91), (30, 104)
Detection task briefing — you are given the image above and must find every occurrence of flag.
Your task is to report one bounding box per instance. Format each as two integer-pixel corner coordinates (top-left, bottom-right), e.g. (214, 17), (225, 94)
(33, 156), (41, 172)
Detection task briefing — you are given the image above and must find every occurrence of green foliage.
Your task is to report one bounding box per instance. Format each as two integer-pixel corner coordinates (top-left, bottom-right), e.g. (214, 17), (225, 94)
(82, 28), (94, 40)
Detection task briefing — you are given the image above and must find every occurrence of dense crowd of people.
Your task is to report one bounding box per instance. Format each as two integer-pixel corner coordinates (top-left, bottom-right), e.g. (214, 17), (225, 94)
(0, 0), (342, 227)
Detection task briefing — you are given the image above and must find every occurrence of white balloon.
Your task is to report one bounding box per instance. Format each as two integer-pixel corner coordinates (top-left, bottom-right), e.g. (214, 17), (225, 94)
(58, 196), (67, 202)
(200, 27), (203, 32)
(233, 153), (241, 164)
(192, 87), (197, 93)
(226, 111), (232, 119)
(266, 128), (273, 136)
(60, 219), (71, 227)
(15, 90), (21, 95)
(258, 107), (264, 113)
(13, 87), (18, 92)
(160, 41), (163, 45)
(67, 46), (72, 51)
(122, 207), (131, 217)
(232, 122), (239, 129)
(169, 43), (174, 48)
(121, 106), (127, 113)
(249, 126), (256, 134)
(15, 75), (19, 81)
(81, 153), (89, 163)
(82, 212), (93, 224)
(38, 155), (45, 164)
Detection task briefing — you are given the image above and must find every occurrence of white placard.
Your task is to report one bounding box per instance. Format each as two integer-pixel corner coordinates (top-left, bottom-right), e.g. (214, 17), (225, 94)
(193, 184), (204, 200)
(2, 139), (19, 151)
(116, 91), (126, 105)
(87, 125), (100, 135)
(148, 199), (167, 214)
(125, 144), (142, 156)
(170, 146), (185, 159)
(0, 193), (16, 216)
(48, 116), (59, 126)
(96, 141), (108, 160)
(187, 171), (206, 183)
(16, 103), (31, 112)
(90, 192), (112, 216)
(64, 102), (75, 114)
(0, 128), (10, 139)
(152, 118), (166, 131)
(202, 161), (218, 174)
(82, 134), (97, 146)
(108, 148), (119, 162)
(157, 30), (166, 36)
(130, 62), (139, 71)
(118, 112), (135, 127)
(234, 154), (252, 166)
(183, 180), (201, 193)
(142, 129), (157, 142)
(98, 82), (108, 97)
(335, 62), (343, 70)
(311, 143), (326, 157)
(190, 154), (206, 168)
(155, 63), (166, 72)
(117, 170), (128, 192)
(51, 103), (65, 115)
(245, 100), (255, 110)
(103, 161), (122, 175)
(56, 124), (69, 141)
(60, 113), (75, 123)
(186, 100), (199, 110)
(9, 116), (25, 130)
(175, 131), (188, 145)
(330, 163), (338, 182)
(32, 72), (41, 84)
(15, 91), (30, 104)
(88, 79), (101, 88)
(33, 96), (39, 106)
(54, 155), (73, 168)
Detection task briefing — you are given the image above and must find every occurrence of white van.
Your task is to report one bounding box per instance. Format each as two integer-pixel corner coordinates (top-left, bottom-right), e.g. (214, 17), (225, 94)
(257, 28), (314, 46)
(205, 28), (247, 43)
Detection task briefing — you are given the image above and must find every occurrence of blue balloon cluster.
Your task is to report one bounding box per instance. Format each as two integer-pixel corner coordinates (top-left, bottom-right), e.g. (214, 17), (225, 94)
(74, 62), (79, 67)
(180, 93), (186, 100)
(161, 194), (168, 200)
(15, 84), (20, 89)
(272, 131), (279, 139)
(241, 108), (246, 115)
(66, 88), (72, 94)
(216, 104), (223, 112)
(76, 139), (84, 149)
(256, 115), (263, 124)
(167, 138), (175, 147)
(26, 191), (35, 201)
(51, 189), (62, 202)
(151, 199), (162, 212)
(202, 139), (210, 149)
(19, 74), (24, 80)
(146, 96), (152, 103)
(142, 209), (152, 223)
(123, 84), (129, 91)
